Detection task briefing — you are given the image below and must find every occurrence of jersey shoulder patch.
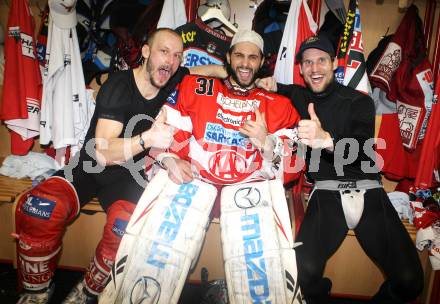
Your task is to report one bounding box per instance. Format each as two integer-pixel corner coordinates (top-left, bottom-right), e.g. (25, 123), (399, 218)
(166, 89), (179, 106)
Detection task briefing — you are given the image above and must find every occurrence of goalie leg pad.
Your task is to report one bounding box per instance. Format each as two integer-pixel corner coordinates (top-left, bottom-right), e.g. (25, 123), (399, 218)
(220, 180), (302, 304)
(15, 177), (80, 291)
(99, 170), (218, 304)
(270, 180), (303, 303)
(84, 200), (135, 296)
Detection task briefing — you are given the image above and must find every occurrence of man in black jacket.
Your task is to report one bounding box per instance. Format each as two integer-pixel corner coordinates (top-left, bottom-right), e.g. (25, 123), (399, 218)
(261, 34), (424, 303)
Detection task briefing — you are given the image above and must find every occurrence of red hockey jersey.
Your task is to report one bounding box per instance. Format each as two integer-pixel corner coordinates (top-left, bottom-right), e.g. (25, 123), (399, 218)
(159, 75), (301, 185)
(0, 0), (42, 155)
(415, 77), (440, 189)
(370, 5), (433, 150)
(176, 18), (231, 68)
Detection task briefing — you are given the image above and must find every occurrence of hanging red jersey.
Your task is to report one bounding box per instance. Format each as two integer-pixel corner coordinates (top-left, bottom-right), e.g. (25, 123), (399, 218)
(415, 77), (440, 189)
(370, 5), (433, 150)
(0, 0), (42, 155)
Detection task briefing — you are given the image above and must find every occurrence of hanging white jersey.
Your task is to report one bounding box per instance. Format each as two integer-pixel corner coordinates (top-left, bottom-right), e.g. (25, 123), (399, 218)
(39, 17), (95, 154)
(157, 0), (187, 29)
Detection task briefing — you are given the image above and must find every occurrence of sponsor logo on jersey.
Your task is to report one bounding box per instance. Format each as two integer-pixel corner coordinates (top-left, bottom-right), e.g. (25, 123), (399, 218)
(204, 123), (248, 148)
(8, 26), (20, 40)
(370, 42), (401, 87)
(181, 30), (196, 44)
(216, 92), (260, 113)
(27, 98), (40, 115)
(208, 149), (257, 183)
(234, 187), (261, 209)
(215, 109), (247, 127)
(416, 69), (434, 141)
(241, 213), (270, 302)
(20, 32), (36, 59)
(85, 259), (113, 290)
(146, 183), (199, 269)
(19, 258), (52, 287)
(207, 42), (217, 54)
(183, 48), (222, 67)
(23, 195), (56, 220)
(112, 218), (129, 238)
(166, 89), (178, 105)
(397, 101), (422, 149)
(8, 26), (36, 60)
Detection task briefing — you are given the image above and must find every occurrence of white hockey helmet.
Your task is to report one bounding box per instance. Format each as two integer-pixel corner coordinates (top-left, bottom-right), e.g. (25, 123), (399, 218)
(198, 0), (231, 28)
(48, 0), (78, 29)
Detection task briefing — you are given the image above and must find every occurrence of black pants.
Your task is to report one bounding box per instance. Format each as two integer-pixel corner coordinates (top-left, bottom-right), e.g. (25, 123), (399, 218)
(296, 188), (424, 303)
(54, 154), (145, 210)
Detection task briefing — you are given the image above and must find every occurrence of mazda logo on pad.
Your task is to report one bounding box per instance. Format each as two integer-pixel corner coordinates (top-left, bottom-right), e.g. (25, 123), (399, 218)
(234, 187), (261, 209)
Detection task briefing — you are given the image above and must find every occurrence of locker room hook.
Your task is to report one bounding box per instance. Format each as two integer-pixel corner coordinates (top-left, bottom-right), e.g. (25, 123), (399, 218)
(380, 27), (390, 39)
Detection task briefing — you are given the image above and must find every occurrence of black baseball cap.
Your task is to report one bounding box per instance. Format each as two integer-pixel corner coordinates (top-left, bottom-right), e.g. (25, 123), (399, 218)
(295, 34), (335, 61)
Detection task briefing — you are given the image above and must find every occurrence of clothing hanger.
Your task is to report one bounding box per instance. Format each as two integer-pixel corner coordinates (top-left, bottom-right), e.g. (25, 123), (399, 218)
(201, 6), (238, 34)
(381, 27), (390, 39)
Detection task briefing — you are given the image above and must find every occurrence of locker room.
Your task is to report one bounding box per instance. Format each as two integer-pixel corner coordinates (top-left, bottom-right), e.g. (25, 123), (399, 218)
(0, 0), (439, 303)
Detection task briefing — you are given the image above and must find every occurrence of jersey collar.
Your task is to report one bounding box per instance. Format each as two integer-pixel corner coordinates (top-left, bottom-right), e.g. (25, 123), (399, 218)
(224, 78), (256, 96)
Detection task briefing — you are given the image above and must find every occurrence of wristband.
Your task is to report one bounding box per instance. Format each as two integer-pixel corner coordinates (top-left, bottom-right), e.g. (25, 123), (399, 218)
(139, 135), (147, 152)
(156, 152), (180, 169)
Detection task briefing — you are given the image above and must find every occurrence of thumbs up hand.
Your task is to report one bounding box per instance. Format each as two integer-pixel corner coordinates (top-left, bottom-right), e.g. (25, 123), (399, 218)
(298, 103), (333, 150)
(239, 107), (268, 150)
(308, 103), (320, 122)
(155, 107), (168, 124)
(142, 107), (175, 149)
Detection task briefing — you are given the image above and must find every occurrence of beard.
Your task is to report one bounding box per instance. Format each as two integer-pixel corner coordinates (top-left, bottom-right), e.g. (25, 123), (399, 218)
(225, 62), (260, 89)
(146, 58), (168, 89)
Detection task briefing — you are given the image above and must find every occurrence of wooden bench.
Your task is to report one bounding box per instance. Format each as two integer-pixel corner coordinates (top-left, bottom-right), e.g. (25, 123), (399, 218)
(0, 175), (33, 262)
(0, 175), (32, 203)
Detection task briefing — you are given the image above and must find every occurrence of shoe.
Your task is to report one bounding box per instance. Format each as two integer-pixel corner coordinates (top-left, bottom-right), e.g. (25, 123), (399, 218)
(62, 280), (97, 304)
(17, 284), (55, 304)
(201, 279), (228, 304)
